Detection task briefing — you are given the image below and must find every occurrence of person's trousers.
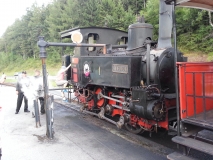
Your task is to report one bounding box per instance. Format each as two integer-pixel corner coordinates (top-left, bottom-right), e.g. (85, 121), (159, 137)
(16, 92), (28, 112)
(38, 97), (45, 113)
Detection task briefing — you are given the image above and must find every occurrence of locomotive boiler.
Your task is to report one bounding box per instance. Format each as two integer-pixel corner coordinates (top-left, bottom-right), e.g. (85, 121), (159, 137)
(60, 0), (186, 134)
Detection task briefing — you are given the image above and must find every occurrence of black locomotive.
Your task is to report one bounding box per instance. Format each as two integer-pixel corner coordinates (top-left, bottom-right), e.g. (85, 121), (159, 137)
(60, 0), (186, 134)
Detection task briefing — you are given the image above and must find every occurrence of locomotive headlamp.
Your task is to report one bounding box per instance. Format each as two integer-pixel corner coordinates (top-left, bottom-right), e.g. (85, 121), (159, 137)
(71, 31), (83, 43)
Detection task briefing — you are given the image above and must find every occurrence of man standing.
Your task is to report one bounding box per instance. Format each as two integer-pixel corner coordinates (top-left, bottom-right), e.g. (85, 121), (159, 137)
(32, 70), (45, 115)
(0, 73), (6, 86)
(15, 71), (30, 114)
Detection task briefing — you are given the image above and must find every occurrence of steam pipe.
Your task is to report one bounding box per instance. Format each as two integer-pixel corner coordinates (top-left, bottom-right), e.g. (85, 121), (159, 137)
(146, 41), (151, 86)
(172, 1), (180, 136)
(111, 45), (127, 48)
(38, 40), (126, 54)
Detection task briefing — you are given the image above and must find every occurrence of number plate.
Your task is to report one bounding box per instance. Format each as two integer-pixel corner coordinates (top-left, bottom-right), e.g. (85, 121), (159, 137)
(112, 64), (128, 74)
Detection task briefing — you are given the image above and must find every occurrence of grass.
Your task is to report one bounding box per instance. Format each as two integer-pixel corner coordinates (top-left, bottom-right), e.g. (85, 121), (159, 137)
(0, 58), (61, 77)
(172, 47), (209, 62)
(5, 79), (17, 83)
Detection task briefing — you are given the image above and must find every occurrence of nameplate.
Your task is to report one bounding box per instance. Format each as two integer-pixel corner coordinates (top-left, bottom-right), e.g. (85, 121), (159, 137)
(112, 64), (128, 74)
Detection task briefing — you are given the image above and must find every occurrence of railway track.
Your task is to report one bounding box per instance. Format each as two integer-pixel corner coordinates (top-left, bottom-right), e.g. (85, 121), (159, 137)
(2, 84), (213, 159)
(1, 83), (16, 87)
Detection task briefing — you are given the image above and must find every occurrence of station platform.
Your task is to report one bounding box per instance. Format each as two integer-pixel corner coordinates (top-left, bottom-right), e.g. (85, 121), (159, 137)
(0, 86), (167, 160)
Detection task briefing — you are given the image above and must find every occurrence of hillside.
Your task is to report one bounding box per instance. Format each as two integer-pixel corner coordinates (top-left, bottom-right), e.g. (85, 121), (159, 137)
(1, 52), (209, 78)
(0, 0), (213, 62)
(1, 59), (61, 77)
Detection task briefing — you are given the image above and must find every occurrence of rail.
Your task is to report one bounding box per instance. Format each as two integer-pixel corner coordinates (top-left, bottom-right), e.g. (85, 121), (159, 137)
(1, 83), (72, 102)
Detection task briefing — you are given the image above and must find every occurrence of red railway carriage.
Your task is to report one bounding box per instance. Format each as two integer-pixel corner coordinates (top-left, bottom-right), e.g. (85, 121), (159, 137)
(167, 0), (213, 159)
(178, 62), (213, 122)
(168, 62), (213, 159)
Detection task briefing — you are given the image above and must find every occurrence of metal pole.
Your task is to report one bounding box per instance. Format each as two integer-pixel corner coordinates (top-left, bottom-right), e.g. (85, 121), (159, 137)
(34, 99), (41, 128)
(38, 36), (54, 139)
(47, 95), (54, 138)
(146, 42), (151, 86)
(42, 59), (52, 138)
(172, 1), (180, 136)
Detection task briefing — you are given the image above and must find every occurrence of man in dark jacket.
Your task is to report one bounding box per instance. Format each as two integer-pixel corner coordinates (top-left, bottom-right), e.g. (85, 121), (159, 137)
(15, 71), (30, 114)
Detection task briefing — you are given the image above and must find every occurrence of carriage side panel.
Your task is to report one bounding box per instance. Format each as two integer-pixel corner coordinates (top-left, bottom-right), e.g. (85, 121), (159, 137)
(178, 62), (213, 120)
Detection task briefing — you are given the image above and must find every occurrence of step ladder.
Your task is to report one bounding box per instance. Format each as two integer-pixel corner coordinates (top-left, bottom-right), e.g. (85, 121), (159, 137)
(167, 136), (213, 160)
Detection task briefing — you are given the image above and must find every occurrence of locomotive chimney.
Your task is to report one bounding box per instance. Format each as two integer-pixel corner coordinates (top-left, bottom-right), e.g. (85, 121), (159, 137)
(157, 0), (172, 49)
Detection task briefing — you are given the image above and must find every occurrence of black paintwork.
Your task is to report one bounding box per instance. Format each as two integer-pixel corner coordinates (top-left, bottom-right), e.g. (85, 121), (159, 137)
(62, 55), (71, 80)
(130, 87), (165, 121)
(72, 56), (141, 88)
(61, 22), (185, 121)
(60, 27), (128, 56)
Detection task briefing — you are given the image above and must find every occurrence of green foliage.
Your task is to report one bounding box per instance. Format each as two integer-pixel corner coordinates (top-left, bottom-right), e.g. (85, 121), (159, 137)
(0, 0), (213, 66)
(0, 51), (61, 76)
(207, 52), (213, 61)
(141, 0), (213, 54)
(100, 0), (135, 31)
(176, 9), (213, 53)
(140, 0), (159, 40)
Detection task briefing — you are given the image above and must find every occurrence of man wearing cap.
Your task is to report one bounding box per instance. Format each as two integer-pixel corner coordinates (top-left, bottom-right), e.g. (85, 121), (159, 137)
(31, 70), (45, 115)
(55, 64), (71, 101)
(15, 71), (30, 114)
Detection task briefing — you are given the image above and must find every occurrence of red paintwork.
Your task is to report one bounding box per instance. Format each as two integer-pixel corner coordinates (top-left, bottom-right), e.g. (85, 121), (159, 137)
(75, 89), (175, 130)
(129, 114), (153, 130)
(71, 58), (79, 82)
(107, 92), (174, 130)
(108, 92), (116, 105)
(72, 58), (79, 64)
(128, 98), (175, 130)
(111, 109), (124, 117)
(72, 68), (77, 72)
(94, 88), (105, 108)
(73, 73), (78, 82)
(177, 62), (213, 119)
(87, 100), (94, 110)
(75, 92), (86, 103)
(129, 115), (168, 131)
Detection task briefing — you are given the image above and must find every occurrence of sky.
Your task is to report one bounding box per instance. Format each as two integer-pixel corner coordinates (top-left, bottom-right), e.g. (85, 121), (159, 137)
(0, 0), (53, 37)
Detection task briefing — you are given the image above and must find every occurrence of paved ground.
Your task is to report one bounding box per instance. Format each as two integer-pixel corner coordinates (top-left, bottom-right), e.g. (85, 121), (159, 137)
(1, 86), (213, 160)
(0, 86), (167, 160)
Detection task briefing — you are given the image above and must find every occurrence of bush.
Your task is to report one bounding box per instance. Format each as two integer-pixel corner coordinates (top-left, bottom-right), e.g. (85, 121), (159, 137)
(207, 52), (213, 61)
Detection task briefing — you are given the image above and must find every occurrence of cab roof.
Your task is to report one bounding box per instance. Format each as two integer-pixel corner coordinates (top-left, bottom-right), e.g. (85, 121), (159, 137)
(59, 27), (127, 39)
(176, 0), (213, 11)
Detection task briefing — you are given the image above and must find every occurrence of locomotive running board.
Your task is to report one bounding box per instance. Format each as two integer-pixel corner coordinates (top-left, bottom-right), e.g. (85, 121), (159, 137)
(167, 152), (196, 160)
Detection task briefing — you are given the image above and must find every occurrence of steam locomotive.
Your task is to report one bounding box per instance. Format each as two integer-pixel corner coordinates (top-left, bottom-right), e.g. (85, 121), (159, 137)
(60, 1), (186, 134)
(37, 0), (213, 158)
